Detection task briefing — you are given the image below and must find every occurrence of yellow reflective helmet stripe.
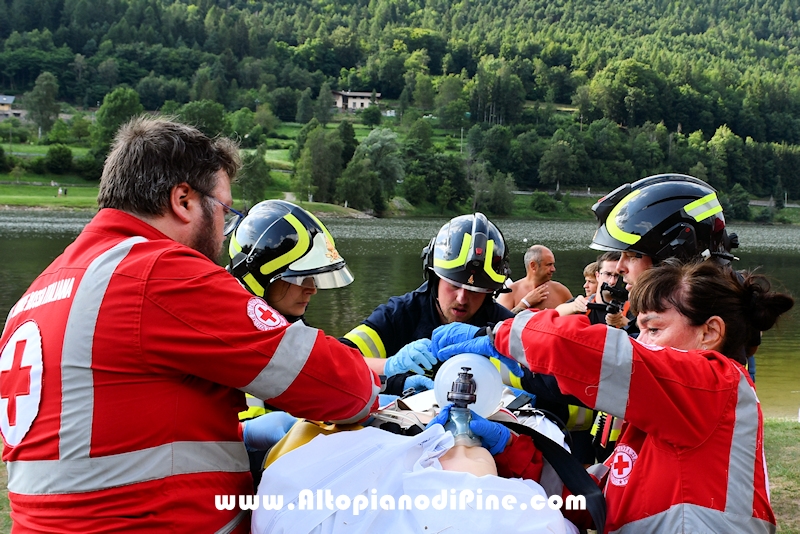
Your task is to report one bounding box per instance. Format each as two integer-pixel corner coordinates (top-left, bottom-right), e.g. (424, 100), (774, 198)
(228, 229), (243, 257)
(343, 324), (387, 359)
(242, 272), (265, 297)
(259, 213), (310, 277)
(434, 233), (472, 269)
(483, 240), (506, 283)
(307, 211), (336, 248)
(684, 192), (722, 222)
(605, 189), (642, 246)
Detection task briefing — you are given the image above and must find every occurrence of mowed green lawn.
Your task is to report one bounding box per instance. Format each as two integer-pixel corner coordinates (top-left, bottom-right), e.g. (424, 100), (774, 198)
(0, 183), (99, 208)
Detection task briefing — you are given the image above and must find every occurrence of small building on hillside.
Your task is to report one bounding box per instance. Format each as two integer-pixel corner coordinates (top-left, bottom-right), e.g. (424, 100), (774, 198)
(0, 95), (18, 119)
(331, 90), (380, 111)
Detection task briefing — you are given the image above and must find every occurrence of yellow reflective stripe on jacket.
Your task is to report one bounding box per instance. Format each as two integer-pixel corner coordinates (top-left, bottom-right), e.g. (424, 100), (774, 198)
(684, 192), (723, 222)
(567, 405), (593, 431)
(490, 357), (523, 389)
(343, 324), (387, 359)
(238, 394), (267, 421)
(590, 411), (623, 442)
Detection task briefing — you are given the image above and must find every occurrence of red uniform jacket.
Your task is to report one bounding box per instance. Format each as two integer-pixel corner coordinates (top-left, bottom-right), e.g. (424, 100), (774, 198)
(494, 309), (775, 534)
(0, 209), (379, 533)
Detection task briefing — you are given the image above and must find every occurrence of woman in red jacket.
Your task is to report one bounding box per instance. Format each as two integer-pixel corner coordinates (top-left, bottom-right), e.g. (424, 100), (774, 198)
(433, 260), (793, 533)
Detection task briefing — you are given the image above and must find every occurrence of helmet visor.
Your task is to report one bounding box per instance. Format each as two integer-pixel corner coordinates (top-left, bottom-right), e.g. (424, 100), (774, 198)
(280, 265), (354, 289)
(437, 274), (495, 294)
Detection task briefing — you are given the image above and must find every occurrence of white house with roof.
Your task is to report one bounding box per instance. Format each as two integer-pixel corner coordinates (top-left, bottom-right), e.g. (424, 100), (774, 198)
(331, 90), (380, 111)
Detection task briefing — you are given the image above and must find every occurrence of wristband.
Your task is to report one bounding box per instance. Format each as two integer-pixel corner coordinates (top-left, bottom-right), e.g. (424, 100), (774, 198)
(520, 297), (531, 308)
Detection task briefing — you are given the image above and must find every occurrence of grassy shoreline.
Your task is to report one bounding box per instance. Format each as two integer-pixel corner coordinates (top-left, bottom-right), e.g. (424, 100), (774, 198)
(0, 417), (797, 532)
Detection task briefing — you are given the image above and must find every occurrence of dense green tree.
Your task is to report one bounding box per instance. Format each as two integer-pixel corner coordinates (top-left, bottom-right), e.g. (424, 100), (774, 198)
(336, 158), (380, 211)
(401, 174), (429, 205)
(725, 183), (752, 221)
(405, 119), (434, 153)
(290, 118), (320, 162)
(353, 128), (404, 200)
(337, 120), (358, 167)
(25, 71), (61, 134)
(413, 73), (435, 110)
(539, 129), (578, 189)
(361, 105), (382, 127)
(436, 178), (456, 213)
(486, 172), (516, 215)
(294, 126), (342, 203)
(295, 88), (314, 124)
(45, 144), (73, 174)
(315, 82), (334, 126)
(178, 100), (225, 137)
(93, 87), (145, 153)
(238, 145), (272, 206)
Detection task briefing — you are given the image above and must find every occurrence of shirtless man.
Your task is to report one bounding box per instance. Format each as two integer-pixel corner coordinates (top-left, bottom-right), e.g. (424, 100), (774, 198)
(497, 244), (572, 313)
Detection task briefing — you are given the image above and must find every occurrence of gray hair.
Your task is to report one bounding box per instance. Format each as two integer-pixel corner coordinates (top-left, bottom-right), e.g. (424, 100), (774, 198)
(98, 116), (240, 216)
(524, 245), (548, 269)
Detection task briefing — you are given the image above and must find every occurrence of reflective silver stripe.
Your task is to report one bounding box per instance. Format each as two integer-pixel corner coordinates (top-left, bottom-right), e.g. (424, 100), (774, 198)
(244, 321), (316, 400)
(7, 441), (248, 495)
(595, 327), (632, 418)
(60, 237), (146, 460)
(611, 502), (775, 534)
(332, 381), (381, 424)
(587, 462), (609, 480)
(507, 310), (535, 366)
(245, 394), (265, 408)
(726, 371), (758, 514)
(343, 325), (385, 359)
(215, 509), (247, 534)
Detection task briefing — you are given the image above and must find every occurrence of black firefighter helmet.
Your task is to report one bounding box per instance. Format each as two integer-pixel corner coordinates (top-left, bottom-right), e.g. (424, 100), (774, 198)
(227, 200), (354, 297)
(422, 212), (511, 294)
(590, 173), (738, 263)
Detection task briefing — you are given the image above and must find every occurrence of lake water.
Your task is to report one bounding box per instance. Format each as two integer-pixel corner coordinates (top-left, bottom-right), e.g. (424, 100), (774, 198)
(1, 209), (798, 418)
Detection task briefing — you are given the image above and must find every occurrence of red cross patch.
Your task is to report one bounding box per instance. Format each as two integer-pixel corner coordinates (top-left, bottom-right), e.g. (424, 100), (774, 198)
(0, 321), (43, 447)
(247, 298), (288, 331)
(608, 444), (638, 487)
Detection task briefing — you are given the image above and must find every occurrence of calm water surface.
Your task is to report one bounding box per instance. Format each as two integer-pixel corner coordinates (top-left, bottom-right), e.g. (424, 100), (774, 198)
(1, 209), (798, 418)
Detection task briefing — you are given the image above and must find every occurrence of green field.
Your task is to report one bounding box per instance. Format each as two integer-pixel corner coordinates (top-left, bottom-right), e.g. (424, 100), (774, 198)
(3, 143), (90, 159)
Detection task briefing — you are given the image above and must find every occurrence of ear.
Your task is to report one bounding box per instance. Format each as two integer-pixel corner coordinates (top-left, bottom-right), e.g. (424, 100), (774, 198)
(701, 316), (726, 351)
(169, 182), (197, 224)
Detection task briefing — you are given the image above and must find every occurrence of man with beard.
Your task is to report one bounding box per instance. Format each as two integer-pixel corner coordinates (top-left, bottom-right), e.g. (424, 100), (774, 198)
(0, 117), (380, 533)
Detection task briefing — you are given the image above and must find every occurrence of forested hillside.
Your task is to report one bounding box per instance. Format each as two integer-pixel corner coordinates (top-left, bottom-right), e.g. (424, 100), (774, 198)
(1, 0), (799, 215)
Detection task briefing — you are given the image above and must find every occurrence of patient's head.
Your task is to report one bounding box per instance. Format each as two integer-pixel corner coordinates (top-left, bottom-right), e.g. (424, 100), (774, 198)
(439, 445), (498, 477)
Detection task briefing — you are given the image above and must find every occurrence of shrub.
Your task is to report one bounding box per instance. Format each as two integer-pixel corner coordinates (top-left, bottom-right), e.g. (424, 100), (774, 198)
(45, 144), (74, 174)
(531, 191), (557, 212)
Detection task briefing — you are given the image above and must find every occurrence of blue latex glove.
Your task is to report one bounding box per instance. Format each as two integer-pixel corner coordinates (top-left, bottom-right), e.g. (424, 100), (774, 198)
(384, 339), (436, 376)
(403, 374), (435, 393)
(430, 323), (480, 358)
(243, 411), (298, 452)
(426, 403), (452, 428)
(469, 411), (511, 455)
(436, 334), (525, 378)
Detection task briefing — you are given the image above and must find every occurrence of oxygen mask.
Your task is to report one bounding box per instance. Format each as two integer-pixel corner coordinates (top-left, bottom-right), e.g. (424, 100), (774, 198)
(434, 353), (504, 447)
